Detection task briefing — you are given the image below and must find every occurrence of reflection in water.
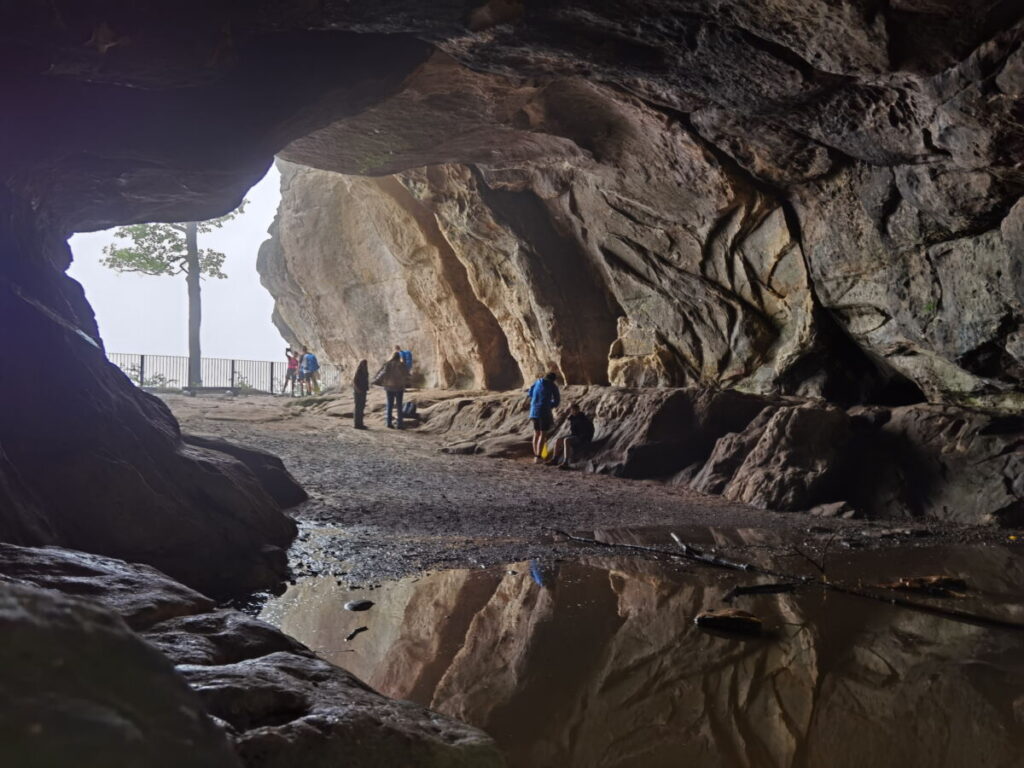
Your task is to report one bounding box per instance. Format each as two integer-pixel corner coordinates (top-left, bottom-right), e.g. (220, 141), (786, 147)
(261, 533), (1024, 768)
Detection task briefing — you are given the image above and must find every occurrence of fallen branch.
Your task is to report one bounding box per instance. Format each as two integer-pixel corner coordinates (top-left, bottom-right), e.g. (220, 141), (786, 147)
(669, 532), (1024, 634)
(545, 527), (1024, 633)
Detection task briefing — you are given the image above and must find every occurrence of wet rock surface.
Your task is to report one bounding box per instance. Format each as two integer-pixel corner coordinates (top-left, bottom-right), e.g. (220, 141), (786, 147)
(179, 652), (503, 768)
(0, 543), (505, 768)
(0, 543), (214, 630)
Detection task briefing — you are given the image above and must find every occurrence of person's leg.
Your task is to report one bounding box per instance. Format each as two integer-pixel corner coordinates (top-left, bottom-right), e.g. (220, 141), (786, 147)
(532, 429), (543, 462)
(395, 389), (405, 428)
(387, 390), (398, 427)
(546, 437), (563, 465)
(353, 391), (365, 428)
(563, 437), (574, 466)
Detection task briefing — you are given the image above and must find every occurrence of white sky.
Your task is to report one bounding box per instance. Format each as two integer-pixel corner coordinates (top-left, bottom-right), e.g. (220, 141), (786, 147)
(68, 164), (288, 362)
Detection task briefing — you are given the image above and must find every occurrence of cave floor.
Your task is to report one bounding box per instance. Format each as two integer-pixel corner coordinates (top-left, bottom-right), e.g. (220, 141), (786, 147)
(162, 392), (1015, 588)
(164, 392), (1024, 767)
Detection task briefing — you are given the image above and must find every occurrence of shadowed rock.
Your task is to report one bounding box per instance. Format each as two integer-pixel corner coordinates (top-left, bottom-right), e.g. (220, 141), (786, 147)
(0, 543), (506, 768)
(0, 580), (242, 768)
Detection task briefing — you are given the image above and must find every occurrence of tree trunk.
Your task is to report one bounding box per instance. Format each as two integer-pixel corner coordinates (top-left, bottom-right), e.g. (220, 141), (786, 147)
(185, 222), (202, 388)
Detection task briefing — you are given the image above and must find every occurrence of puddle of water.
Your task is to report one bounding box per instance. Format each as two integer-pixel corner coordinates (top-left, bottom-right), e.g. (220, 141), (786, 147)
(261, 531), (1024, 768)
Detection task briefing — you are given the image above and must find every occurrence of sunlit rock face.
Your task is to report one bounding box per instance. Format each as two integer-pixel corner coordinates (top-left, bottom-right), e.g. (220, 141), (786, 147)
(265, 10), (1022, 406)
(258, 160), (521, 388)
(266, 539), (1024, 768)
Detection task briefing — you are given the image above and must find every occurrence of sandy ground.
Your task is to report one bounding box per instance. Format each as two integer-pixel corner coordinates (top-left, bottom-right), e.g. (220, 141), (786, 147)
(162, 391), (1011, 587)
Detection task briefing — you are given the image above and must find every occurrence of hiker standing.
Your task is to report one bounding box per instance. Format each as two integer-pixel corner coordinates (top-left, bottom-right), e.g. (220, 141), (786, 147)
(527, 372), (560, 464)
(300, 347), (321, 395)
(283, 348), (299, 396)
(373, 351), (411, 429)
(549, 402), (594, 469)
(352, 359), (369, 429)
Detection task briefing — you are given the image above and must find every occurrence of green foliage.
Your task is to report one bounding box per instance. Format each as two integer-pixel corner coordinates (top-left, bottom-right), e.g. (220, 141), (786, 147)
(100, 201), (247, 279)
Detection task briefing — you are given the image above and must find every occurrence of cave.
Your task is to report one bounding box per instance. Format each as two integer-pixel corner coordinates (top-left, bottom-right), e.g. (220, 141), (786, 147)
(2, 3), (1023, 767)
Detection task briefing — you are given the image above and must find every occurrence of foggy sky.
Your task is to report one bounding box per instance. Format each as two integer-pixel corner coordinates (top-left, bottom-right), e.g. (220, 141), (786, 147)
(68, 165), (288, 362)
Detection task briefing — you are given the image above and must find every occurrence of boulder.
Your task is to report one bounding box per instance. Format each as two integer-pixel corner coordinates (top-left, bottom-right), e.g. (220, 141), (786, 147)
(0, 543), (212, 630)
(718, 404), (852, 511)
(179, 652), (505, 768)
(182, 434), (308, 508)
(0, 580), (241, 768)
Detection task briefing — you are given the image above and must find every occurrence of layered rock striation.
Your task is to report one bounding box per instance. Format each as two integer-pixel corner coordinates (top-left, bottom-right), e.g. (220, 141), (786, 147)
(262, 11), (1022, 408)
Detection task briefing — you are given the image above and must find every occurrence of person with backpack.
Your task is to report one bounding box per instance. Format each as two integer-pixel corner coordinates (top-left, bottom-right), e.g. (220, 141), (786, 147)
(352, 359), (369, 429)
(548, 402), (594, 469)
(527, 371), (560, 464)
(300, 347), (321, 395)
(373, 351), (411, 429)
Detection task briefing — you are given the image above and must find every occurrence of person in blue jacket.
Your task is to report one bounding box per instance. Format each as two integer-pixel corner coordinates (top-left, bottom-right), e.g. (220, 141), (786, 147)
(299, 346), (321, 395)
(527, 371), (560, 464)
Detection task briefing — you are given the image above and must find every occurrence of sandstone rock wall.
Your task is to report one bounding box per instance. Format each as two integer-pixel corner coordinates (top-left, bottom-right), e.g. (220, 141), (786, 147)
(264, 14), (1022, 407)
(257, 161), (521, 388)
(1, 0), (1021, 605)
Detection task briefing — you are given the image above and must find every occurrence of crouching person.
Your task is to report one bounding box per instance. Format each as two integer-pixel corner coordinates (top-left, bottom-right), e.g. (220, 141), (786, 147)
(550, 403), (594, 469)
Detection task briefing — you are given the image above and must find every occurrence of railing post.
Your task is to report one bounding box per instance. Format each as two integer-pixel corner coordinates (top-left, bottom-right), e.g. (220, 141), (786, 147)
(230, 359), (236, 389)
(138, 354), (145, 387)
(269, 362), (275, 394)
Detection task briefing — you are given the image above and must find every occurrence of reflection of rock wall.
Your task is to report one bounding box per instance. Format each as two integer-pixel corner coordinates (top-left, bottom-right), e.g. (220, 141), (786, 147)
(267, 545), (1024, 768)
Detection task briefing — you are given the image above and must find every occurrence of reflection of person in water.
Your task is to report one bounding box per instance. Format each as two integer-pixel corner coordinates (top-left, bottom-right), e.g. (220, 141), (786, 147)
(529, 559), (557, 589)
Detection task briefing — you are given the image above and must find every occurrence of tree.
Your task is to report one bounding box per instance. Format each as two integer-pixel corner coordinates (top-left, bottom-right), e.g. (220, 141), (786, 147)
(101, 202), (246, 388)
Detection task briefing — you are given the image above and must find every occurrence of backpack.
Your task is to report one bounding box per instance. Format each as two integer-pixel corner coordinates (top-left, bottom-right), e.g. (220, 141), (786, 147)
(402, 401), (417, 418)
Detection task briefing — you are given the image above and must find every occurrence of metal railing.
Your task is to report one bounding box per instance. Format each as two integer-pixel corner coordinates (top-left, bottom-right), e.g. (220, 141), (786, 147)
(107, 352), (342, 394)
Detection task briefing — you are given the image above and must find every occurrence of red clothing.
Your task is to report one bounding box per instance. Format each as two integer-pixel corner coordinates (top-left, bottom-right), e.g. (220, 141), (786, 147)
(287, 355), (299, 370)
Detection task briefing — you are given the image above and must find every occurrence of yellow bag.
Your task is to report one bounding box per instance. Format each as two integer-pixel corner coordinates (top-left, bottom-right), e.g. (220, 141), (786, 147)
(541, 442), (549, 460)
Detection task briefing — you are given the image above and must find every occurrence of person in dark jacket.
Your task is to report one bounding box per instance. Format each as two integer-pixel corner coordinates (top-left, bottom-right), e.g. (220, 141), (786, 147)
(373, 351), (411, 429)
(352, 359), (369, 429)
(527, 372), (560, 464)
(549, 402), (594, 469)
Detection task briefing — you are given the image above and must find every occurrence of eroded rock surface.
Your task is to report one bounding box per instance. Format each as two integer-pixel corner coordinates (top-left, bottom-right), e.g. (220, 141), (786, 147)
(420, 386), (1024, 525)
(263, 12), (1022, 407)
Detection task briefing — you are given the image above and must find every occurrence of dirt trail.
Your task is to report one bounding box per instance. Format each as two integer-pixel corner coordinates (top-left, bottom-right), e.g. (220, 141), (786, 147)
(163, 392), (1003, 586)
